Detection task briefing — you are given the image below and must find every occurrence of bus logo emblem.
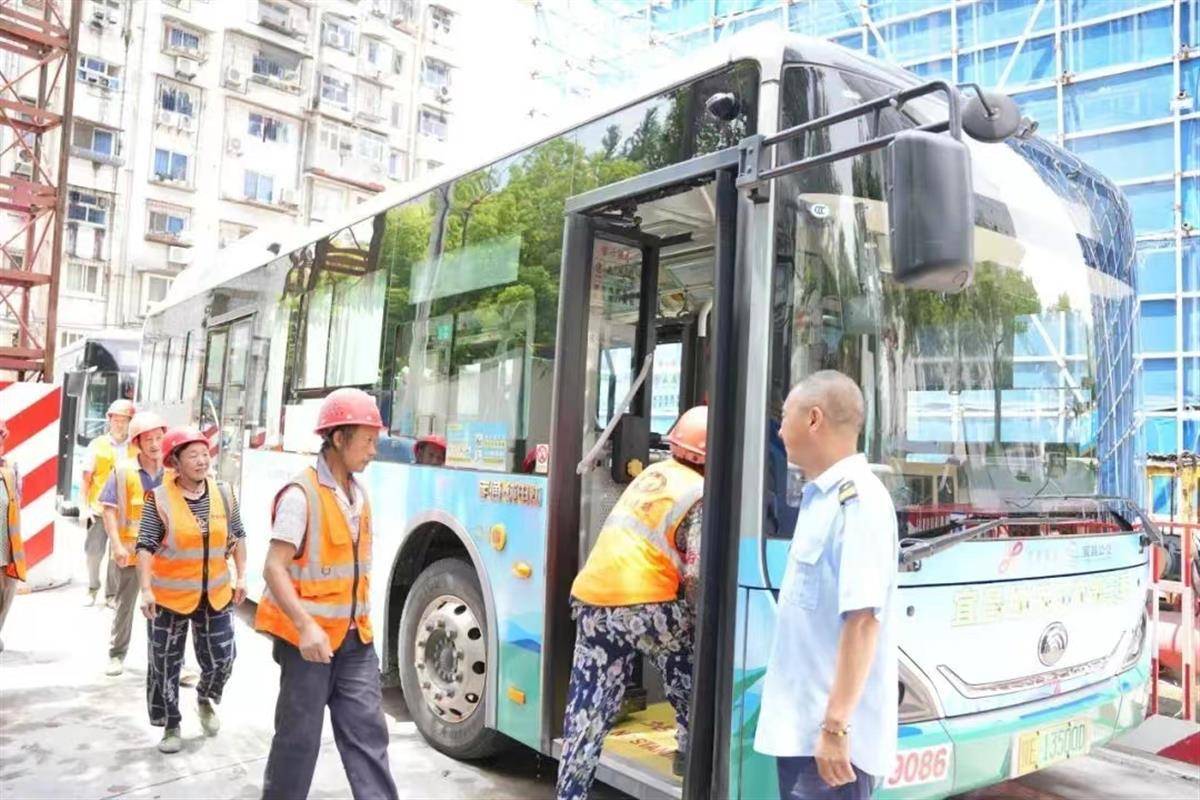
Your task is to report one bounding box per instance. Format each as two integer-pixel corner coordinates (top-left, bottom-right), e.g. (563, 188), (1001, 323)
(1038, 622), (1068, 667)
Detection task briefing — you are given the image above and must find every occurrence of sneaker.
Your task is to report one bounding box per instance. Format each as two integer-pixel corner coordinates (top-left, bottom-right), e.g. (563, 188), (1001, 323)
(105, 596), (117, 610)
(85, 589), (98, 607)
(179, 669), (199, 687)
(197, 699), (220, 736)
(157, 727), (183, 754)
(105, 657), (124, 676)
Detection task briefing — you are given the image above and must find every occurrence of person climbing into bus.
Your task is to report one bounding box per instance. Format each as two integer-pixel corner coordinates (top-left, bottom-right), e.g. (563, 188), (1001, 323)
(0, 419), (27, 653)
(556, 405), (707, 800)
(754, 371), (898, 800)
(81, 398), (136, 607)
(137, 426), (247, 754)
(257, 388), (398, 800)
(99, 411), (167, 677)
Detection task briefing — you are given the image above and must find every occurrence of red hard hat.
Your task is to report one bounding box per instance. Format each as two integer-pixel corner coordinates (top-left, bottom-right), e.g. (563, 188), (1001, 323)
(163, 426), (209, 460)
(315, 388), (385, 434)
(666, 406), (707, 466)
(416, 434), (446, 451)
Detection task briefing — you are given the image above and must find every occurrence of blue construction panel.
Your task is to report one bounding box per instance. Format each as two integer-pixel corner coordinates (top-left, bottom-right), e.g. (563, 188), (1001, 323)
(652, 0), (710, 34)
(1143, 358), (1178, 411)
(1064, 0), (1167, 26)
(1186, 358), (1200, 405)
(1186, 240), (1200, 292)
(1185, 419), (1200, 452)
(1184, 176), (1200, 231)
(958, 0), (1055, 50)
(1144, 417), (1180, 455)
(1124, 181), (1176, 235)
(1185, 298), (1200, 351)
(1065, 64), (1173, 132)
(1064, 8), (1173, 74)
(957, 34), (1055, 87)
(1137, 241), (1177, 295)
(1013, 87), (1059, 136)
(908, 57), (953, 81)
(787, 0), (859, 36)
(1140, 299), (1178, 353)
(870, 10), (952, 62)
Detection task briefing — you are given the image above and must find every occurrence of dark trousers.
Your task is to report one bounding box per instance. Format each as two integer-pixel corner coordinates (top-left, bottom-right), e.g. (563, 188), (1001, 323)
(147, 599), (236, 727)
(262, 633), (398, 800)
(556, 600), (695, 800)
(777, 757), (878, 800)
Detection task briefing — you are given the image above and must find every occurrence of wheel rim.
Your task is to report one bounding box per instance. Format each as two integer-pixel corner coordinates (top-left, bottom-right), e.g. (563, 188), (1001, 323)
(413, 593), (487, 723)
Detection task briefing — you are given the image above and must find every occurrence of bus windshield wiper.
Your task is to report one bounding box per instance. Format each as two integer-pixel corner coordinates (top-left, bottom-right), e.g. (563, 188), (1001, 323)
(1026, 493), (1165, 545)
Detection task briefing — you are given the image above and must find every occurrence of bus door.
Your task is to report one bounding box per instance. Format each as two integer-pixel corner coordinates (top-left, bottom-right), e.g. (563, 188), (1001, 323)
(199, 314), (254, 487)
(545, 164), (744, 799)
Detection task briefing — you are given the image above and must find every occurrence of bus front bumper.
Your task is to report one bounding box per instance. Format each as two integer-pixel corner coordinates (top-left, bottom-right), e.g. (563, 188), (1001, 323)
(877, 661), (1151, 799)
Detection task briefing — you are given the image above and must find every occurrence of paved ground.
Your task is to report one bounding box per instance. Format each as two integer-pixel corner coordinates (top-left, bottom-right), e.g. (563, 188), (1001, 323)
(1, 518), (1197, 799)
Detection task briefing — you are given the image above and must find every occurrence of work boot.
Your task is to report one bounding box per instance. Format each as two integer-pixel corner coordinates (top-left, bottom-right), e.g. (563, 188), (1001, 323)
(673, 750), (687, 778)
(180, 668), (199, 687)
(105, 656), (123, 676)
(157, 727), (183, 754)
(197, 699), (220, 736)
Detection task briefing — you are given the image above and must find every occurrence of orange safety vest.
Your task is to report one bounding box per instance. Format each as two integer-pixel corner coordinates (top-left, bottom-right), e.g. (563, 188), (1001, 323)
(111, 463), (161, 568)
(1, 464), (26, 581)
(149, 476), (232, 614)
(572, 458), (704, 607)
(255, 466), (373, 651)
(86, 436), (135, 512)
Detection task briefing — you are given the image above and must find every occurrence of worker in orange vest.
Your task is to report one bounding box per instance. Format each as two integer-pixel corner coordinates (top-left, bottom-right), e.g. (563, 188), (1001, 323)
(82, 398), (136, 606)
(0, 419), (28, 652)
(556, 406), (707, 800)
(257, 388), (397, 800)
(137, 427), (247, 754)
(99, 411), (167, 677)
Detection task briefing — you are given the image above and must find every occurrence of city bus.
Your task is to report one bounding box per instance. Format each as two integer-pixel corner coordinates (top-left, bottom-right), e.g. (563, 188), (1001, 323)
(140, 30), (1153, 800)
(53, 331), (139, 515)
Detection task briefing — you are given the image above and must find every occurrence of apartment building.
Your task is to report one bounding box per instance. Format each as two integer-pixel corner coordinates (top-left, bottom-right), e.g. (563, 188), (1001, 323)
(0, 0), (459, 352)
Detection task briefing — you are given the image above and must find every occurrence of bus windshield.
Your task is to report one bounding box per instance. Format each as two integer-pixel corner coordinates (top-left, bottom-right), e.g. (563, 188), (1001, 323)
(768, 64), (1138, 526)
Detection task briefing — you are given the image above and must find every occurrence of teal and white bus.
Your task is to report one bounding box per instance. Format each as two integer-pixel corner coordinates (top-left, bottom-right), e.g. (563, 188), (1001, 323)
(141, 30), (1154, 800)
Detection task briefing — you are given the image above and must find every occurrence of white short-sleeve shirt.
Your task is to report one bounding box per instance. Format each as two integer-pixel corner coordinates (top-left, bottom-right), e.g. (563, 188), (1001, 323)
(753, 453), (899, 778)
(270, 455), (365, 551)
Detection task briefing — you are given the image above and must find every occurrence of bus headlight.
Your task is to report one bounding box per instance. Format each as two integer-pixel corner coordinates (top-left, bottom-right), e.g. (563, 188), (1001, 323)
(1121, 611), (1148, 671)
(899, 655), (942, 723)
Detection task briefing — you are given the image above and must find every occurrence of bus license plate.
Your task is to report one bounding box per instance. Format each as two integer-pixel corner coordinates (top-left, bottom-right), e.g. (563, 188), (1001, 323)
(1011, 718), (1091, 777)
(884, 744), (952, 789)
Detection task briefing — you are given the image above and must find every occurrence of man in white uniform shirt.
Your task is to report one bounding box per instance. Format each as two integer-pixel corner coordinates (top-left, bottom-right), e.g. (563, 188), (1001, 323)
(754, 371), (898, 799)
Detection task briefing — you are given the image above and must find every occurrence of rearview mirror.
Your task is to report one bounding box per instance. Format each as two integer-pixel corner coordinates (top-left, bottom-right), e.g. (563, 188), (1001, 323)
(887, 130), (975, 293)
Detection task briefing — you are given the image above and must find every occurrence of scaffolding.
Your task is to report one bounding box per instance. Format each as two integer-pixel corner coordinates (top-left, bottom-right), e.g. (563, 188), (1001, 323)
(0, 0), (80, 381)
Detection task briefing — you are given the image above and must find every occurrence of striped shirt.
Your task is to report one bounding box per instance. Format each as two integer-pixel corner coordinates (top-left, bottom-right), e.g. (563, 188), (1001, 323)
(136, 481), (246, 556)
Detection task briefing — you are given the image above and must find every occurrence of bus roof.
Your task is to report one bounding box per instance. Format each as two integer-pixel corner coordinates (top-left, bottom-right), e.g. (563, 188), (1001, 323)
(150, 27), (914, 318)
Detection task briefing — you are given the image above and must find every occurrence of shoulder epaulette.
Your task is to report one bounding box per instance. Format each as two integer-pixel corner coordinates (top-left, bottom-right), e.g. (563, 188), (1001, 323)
(838, 480), (858, 505)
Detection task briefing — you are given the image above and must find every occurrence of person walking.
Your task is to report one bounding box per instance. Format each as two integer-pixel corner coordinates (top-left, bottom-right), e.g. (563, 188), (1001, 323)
(81, 398), (136, 606)
(99, 411), (167, 676)
(0, 420), (27, 652)
(256, 388), (397, 800)
(137, 426), (247, 754)
(555, 406), (708, 800)
(754, 371), (899, 799)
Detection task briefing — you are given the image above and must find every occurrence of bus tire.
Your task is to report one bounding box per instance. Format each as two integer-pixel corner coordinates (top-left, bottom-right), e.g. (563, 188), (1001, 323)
(398, 557), (506, 760)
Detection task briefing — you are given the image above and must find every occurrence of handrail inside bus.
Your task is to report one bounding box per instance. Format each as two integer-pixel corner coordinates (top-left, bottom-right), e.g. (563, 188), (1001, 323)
(576, 353), (654, 476)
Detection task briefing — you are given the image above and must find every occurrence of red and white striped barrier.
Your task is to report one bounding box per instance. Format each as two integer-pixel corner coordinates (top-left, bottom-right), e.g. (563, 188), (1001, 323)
(0, 381), (64, 589)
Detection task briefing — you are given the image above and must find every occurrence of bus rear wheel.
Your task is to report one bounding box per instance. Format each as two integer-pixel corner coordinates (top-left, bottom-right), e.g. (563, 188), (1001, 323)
(398, 557), (506, 760)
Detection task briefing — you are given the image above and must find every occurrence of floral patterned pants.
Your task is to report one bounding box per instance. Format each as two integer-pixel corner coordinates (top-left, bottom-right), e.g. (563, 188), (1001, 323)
(555, 599), (694, 800)
(146, 599), (235, 728)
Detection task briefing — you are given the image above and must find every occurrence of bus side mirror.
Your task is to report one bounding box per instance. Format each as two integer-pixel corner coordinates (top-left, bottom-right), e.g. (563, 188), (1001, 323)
(887, 130), (975, 293)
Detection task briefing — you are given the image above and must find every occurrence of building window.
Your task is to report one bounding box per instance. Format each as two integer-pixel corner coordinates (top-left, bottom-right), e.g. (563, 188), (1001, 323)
(322, 16), (354, 51)
(243, 170), (274, 203)
(391, 101), (403, 127)
(147, 202), (190, 238)
(218, 221), (255, 248)
(418, 108), (447, 141)
(142, 274), (172, 316)
(72, 121), (117, 157)
(65, 260), (102, 295)
(258, 0), (291, 30)
(164, 22), (203, 55)
(311, 183), (344, 222)
(158, 81), (196, 117)
(59, 330), (84, 351)
(422, 57), (451, 90)
(357, 131), (386, 164)
(68, 189), (108, 225)
(77, 56), (121, 91)
(320, 73), (351, 109)
(319, 121), (354, 157)
(393, 51), (404, 74)
(153, 148), (190, 183)
(357, 81), (383, 118)
(65, 223), (107, 261)
(364, 38), (389, 72)
(248, 111), (290, 143)
(391, 0), (415, 26)
(388, 149), (406, 180)
(429, 5), (453, 36)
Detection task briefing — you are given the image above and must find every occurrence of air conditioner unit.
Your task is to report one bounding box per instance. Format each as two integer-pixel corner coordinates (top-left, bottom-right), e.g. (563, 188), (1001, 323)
(90, 9), (106, 27)
(323, 29), (341, 47)
(437, 86), (451, 103)
(279, 188), (298, 207)
(226, 136), (243, 155)
(370, 161), (383, 174)
(174, 56), (198, 80)
(290, 15), (310, 37)
(178, 114), (196, 133)
(224, 66), (245, 89)
(156, 109), (176, 127)
(12, 163), (32, 180)
(167, 245), (191, 265)
(17, 148), (31, 163)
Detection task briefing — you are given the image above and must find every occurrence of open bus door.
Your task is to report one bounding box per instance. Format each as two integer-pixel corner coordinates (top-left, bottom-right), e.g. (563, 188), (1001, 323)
(199, 313), (255, 487)
(544, 159), (746, 799)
